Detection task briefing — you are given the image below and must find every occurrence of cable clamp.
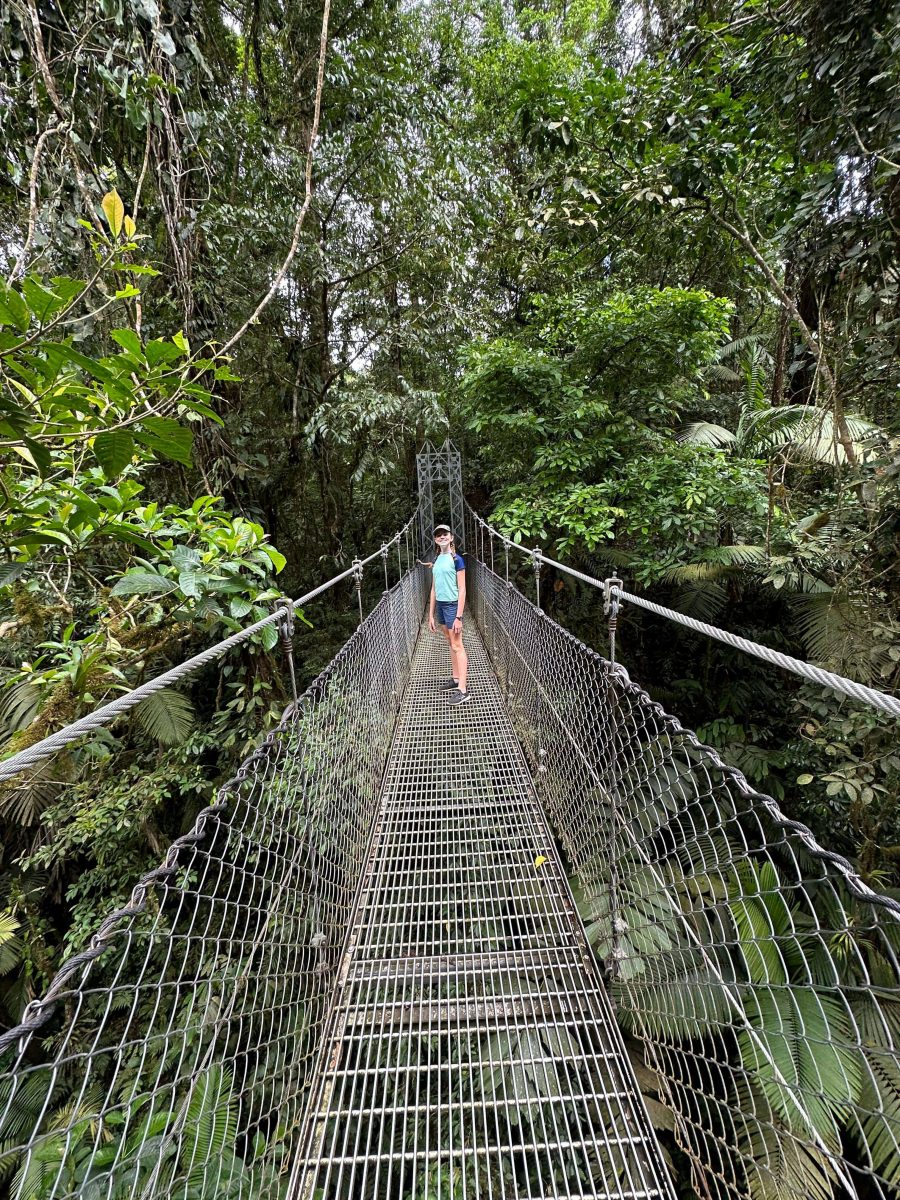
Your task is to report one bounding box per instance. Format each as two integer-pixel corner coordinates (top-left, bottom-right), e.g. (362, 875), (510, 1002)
(274, 596), (295, 648)
(602, 576), (623, 617)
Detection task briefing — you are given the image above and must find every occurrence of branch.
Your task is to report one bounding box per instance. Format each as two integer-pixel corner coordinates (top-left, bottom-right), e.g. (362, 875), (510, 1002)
(218, 0), (332, 357)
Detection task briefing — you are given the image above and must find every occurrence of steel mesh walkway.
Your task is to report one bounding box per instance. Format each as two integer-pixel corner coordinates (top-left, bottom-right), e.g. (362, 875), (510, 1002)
(289, 623), (675, 1200)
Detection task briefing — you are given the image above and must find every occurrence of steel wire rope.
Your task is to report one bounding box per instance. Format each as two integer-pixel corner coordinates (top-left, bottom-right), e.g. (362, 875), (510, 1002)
(466, 504), (900, 719)
(0, 514), (419, 783)
(467, 552), (899, 1195)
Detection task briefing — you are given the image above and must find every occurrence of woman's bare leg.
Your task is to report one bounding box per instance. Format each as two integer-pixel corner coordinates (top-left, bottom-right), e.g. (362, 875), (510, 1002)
(448, 627), (468, 692)
(441, 625), (458, 681)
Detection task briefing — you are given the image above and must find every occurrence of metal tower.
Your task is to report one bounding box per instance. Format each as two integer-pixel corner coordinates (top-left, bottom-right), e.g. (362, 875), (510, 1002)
(416, 439), (465, 556)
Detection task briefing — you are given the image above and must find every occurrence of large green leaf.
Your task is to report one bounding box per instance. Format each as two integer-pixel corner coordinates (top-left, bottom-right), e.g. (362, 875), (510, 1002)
(137, 417), (193, 466)
(93, 430), (135, 478)
(728, 860), (794, 986)
(110, 571), (179, 598)
(0, 562), (27, 589)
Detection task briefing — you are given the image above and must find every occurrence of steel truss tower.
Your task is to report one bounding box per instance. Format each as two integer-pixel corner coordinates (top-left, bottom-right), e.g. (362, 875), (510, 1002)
(416, 439), (464, 556)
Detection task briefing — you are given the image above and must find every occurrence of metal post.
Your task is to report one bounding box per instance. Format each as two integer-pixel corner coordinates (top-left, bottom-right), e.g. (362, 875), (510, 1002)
(532, 548), (542, 611)
(381, 544), (389, 592)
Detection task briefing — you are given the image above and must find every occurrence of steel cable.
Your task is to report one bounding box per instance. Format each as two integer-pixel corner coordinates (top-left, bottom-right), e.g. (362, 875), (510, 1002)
(467, 504), (900, 718)
(0, 514), (419, 782)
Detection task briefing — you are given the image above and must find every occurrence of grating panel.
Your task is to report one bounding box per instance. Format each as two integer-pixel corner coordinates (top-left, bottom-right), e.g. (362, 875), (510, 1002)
(289, 625), (675, 1199)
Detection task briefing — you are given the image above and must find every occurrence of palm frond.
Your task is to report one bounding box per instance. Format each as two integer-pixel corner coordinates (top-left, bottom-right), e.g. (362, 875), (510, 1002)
(714, 334), (766, 362)
(677, 421), (736, 449)
(661, 562), (734, 584)
(0, 911), (21, 976)
(788, 593), (867, 673)
(852, 997), (900, 1187)
(0, 682), (41, 744)
(132, 688), (195, 746)
(670, 581), (729, 623)
(738, 988), (862, 1147)
(706, 364), (743, 383)
(735, 1079), (840, 1200)
(789, 411), (882, 467)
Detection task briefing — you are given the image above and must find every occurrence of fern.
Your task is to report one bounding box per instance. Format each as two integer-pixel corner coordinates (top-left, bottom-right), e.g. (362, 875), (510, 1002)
(132, 688), (196, 746)
(671, 581), (729, 623)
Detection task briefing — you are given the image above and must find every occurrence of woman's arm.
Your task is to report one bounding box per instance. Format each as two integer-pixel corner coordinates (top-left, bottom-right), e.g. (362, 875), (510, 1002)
(428, 579), (436, 632)
(454, 570), (466, 628)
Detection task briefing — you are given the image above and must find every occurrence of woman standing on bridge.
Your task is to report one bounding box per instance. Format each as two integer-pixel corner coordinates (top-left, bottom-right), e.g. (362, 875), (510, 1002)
(428, 525), (470, 705)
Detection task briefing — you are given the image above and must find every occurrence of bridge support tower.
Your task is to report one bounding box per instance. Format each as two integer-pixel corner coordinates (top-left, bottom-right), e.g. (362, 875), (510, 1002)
(416, 439), (464, 556)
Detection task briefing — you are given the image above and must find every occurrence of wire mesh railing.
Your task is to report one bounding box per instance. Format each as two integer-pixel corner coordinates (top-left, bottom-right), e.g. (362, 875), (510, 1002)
(0, 555), (429, 1199)
(464, 506), (900, 1200)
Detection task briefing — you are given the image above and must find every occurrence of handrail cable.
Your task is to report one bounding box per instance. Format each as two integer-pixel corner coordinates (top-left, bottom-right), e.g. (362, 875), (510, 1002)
(0, 512), (419, 782)
(467, 504), (900, 718)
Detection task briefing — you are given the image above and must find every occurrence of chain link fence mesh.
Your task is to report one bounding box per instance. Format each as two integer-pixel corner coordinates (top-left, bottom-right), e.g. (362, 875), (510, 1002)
(466, 510), (900, 1200)
(3, 509), (900, 1200)
(0, 560), (429, 1200)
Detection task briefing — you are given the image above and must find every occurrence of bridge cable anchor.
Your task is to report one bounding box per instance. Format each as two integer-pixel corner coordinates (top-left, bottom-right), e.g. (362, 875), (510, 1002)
(602, 577), (623, 664)
(273, 598), (299, 707)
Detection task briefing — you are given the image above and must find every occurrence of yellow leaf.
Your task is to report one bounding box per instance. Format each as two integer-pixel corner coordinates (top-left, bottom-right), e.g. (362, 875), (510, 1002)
(123, 213), (136, 238)
(101, 189), (125, 237)
(534, 856), (547, 870)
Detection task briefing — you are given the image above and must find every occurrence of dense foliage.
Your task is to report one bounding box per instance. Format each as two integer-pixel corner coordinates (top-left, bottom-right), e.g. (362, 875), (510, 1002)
(1, 0), (898, 1193)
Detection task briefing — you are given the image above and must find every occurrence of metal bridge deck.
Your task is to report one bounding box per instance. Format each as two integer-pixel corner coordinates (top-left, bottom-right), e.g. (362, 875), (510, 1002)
(290, 622), (674, 1200)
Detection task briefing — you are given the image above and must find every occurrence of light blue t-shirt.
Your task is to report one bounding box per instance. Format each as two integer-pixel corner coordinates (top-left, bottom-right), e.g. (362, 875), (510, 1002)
(433, 551), (465, 602)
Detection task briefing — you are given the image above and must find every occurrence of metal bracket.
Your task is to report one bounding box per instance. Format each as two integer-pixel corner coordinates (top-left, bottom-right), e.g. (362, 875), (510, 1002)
(602, 577), (623, 664)
(274, 598), (299, 706)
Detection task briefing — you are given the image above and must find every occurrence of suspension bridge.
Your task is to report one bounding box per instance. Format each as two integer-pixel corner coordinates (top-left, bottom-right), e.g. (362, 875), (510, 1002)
(1, 442), (898, 1200)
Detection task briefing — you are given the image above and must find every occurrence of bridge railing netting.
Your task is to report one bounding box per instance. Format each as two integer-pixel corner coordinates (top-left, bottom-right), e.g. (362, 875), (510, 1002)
(465, 511), (900, 1200)
(0, 564), (429, 1200)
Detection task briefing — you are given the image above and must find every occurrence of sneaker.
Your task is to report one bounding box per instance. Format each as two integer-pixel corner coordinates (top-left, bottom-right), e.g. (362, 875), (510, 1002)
(447, 690), (471, 706)
(438, 678), (459, 690)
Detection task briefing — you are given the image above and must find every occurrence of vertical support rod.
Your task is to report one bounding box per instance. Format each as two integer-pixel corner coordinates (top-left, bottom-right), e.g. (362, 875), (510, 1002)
(603, 577), (623, 664)
(532, 548), (542, 611)
(274, 598), (299, 707)
(352, 558), (364, 626)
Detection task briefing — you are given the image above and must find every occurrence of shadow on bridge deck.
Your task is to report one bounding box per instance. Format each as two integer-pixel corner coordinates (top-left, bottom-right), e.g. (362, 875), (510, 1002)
(289, 621), (675, 1200)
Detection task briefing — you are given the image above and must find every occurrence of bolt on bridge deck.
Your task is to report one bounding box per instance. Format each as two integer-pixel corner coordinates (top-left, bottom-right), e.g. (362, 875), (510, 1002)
(289, 621), (675, 1200)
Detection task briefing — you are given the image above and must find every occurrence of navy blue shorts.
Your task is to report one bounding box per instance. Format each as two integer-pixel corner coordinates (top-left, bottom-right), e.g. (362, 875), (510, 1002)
(435, 600), (459, 628)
